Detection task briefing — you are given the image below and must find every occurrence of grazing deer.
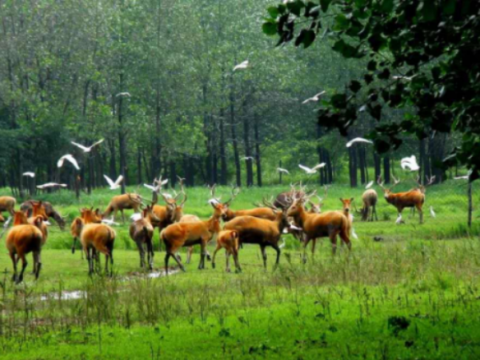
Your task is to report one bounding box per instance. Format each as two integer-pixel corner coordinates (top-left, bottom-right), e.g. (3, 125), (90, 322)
(80, 223), (116, 276)
(21, 200), (66, 230)
(211, 230), (241, 273)
(223, 199), (289, 270)
(0, 196), (16, 216)
(221, 187), (276, 222)
(378, 175), (435, 224)
(129, 205), (161, 270)
(103, 193), (142, 222)
(161, 202), (224, 274)
(6, 214), (44, 284)
(287, 192), (351, 262)
(359, 189), (378, 221)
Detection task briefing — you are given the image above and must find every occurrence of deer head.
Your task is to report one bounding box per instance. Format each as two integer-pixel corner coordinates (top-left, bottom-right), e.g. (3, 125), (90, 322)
(377, 175), (401, 197)
(416, 175), (436, 194)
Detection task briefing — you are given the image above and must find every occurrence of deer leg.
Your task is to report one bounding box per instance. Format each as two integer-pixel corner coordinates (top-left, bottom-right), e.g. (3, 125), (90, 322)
(198, 242), (207, 270)
(272, 244), (281, 270)
(33, 251), (42, 280)
(329, 234), (338, 255)
(260, 245), (267, 269)
(110, 249), (114, 277)
(147, 239), (154, 270)
(211, 244), (221, 269)
(233, 250), (242, 273)
(136, 241), (145, 269)
(417, 205), (423, 224)
(72, 237), (77, 254)
(121, 210), (125, 224)
(9, 252), (17, 282)
(171, 250), (186, 272)
(186, 246), (193, 264)
(225, 251), (231, 273)
(302, 238), (311, 264)
(86, 248), (93, 275)
(311, 238), (317, 258)
(17, 254), (27, 284)
(340, 228), (352, 251)
(206, 250), (212, 262)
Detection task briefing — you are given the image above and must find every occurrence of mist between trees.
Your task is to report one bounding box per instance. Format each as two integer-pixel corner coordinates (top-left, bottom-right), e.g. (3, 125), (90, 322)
(0, 0), (461, 196)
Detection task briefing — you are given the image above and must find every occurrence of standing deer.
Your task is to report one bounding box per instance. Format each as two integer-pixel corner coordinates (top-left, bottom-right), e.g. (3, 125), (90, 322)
(81, 223), (116, 276)
(161, 202), (224, 274)
(103, 193), (142, 222)
(0, 196), (16, 216)
(129, 205), (161, 270)
(6, 212), (44, 284)
(221, 187), (276, 221)
(287, 191), (351, 262)
(21, 200), (66, 230)
(378, 175), (435, 224)
(71, 208), (103, 254)
(211, 230), (241, 273)
(359, 189), (378, 221)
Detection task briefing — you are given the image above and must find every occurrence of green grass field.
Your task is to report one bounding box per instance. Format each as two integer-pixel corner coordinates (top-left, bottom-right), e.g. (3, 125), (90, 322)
(0, 183), (479, 359)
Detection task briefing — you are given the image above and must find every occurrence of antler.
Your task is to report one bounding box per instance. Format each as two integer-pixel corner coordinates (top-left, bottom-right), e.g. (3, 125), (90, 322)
(177, 176), (187, 207)
(262, 196), (278, 210)
(224, 185), (240, 206)
(426, 175), (436, 186)
(377, 175), (385, 190)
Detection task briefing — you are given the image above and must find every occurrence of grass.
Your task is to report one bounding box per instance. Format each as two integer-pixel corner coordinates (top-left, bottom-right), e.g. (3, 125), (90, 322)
(0, 183), (479, 359)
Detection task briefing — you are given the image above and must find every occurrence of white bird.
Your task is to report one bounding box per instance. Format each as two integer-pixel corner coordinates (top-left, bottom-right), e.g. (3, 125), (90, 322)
(116, 92), (131, 97)
(298, 163), (326, 174)
(37, 183), (67, 189)
(365, 181), (374, 189)
(103, 175), (123, 190)
(130, 213), (142, 222)
(430, 206), (436, 218)
(3, 217), (12, 229)
(23, 172), (35, 178)
(396, 214), (403, 224)
(454, 175), (469, 180)
(242, 156), (254, 161)
(392, 75), (417, 81)
(346, 137), (374, 148)
(277, 168), (290, 174)
(279, 238), (286, 249)
(71, 139), (104, 153)
(400, 155), (420, 171)
(302, 91), (325, 104)
(102, 216), (120, 226)
(351, 227), (358, 240)
(57, 154), (80, 170)
(233, 60), (249, 71)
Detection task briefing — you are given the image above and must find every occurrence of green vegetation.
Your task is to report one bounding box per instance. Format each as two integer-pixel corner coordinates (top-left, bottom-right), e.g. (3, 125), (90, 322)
(0, 185), (479, 359)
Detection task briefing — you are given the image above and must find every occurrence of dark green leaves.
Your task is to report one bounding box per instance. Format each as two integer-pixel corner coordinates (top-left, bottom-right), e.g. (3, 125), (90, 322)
(334, 14), (350, 31)
(332, 40), (359, 58)
(286, 0), (305, 17)
(262, 22), (277, 36)
(267, 6), (279, 19)
(320, 0), (332, 13)
(349, 81), (362, 93)
(295, 29), (316, 48)
(331, 94), (347, 109)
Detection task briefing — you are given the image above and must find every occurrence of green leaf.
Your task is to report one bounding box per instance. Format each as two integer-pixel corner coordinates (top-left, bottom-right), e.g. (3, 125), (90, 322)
(334, 14), (350, 31)
(444, 0), (455, 15)
(331, 94), (347, 109)
(262, 22), (277, 36)
(332, 39), (358, 58)
(419, 0), (437, 22)
(349, 81), (362, 93)
(295, 29), (316, 48)
(287, 1), (305, 17)
(267, 6), (279, 18)
(320, 0), (332, 12)
(380, 0), (394, 13)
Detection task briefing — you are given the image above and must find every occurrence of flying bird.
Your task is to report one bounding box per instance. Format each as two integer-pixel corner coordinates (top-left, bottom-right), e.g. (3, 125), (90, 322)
(277, 168), (290, 174)
(346, 137), (374, 148)
(71, 139), (104, 153)
(430, 206), (436, 218)
(392, 75), (417, 81)
(401, 155), (420, 171)
(23, 172), (35, 178)
(102, 217), (120, 226)
(242, 156), (254, 161)
(365, 180), (374, 189)
(454, 175), (469, 180)
(302, 91), (325, 104)
(233, 60), (249, 71)
(57, 154), (80, 170)
(103, 175), (124, 190)
(116, 92), (131, 97)
(37, 183), (67, 189)
(299, 163), (326, 174)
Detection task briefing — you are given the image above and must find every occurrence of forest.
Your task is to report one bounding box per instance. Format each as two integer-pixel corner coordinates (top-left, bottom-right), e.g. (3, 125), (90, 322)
(0, 0), (460, 196)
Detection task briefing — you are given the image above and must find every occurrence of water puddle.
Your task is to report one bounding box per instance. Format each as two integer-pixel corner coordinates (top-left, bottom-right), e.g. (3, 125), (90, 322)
(40, 290), (85, 301)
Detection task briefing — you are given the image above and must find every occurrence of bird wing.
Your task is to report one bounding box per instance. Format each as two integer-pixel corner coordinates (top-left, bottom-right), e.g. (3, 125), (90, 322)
(57, 157), (65, 168)
(346, 137), (373, 148)
(365, 181), (374, 189)
(91, 139), (104, 148)
(233, 60), (248, 71)
(312, 163), (326, 170)
(430, 206), (436, 218)
(65, 155), (80, 170)
(71, 142), (90, 152)
(103, 175), (115, 187)
(454, 176), (468, 180)
(298, 164), (312, 172)
(160, 179), (169, 185)
(114, 175), (124, 186)
(144, 184), (156, 191)
(302, 97), (314, 104)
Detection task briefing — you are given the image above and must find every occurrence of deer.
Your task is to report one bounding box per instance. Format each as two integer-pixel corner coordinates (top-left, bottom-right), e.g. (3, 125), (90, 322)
(21, 200), (66, 230)
(129, 205), (161, 270)
(221, 187), (276, 222)
(6, 212), (45, 284)
(26, 201), (49, 246)
(161, 201), (224, 274)
(358, 189), (378, 221)
(103, 193), (142, 222)
(378, 175), (435, 224)
(0, 196), (16, 216)
(223, 198), (289, 270)
(80, 222), (116, 276)
(287, 190), (351, 263)
(211, 230), (241, 273)
(70, 208), (103, 255)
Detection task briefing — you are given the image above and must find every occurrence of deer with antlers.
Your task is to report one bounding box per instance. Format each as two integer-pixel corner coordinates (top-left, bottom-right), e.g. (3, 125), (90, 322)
(161, 201), (224, 274)
(221, 186), (276, 222)
(378, 175), (435, 224)
(287, 188), (351, 262)
(223, 197), (289, 270)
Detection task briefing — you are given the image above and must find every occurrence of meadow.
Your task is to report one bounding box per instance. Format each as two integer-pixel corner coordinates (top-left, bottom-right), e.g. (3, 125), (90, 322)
(0, 182), (479, 359)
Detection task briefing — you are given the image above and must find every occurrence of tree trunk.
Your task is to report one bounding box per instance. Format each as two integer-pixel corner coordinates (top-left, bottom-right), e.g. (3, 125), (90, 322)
(118, 81), (127, 194)
(374, 152), (381, 182)
(242, 97), (253, 187)
(358, 147), (366, 184)
(253, 114), (262, 187)
(137, 147), (142, 184)
(348, 147), (358, 187)
(383, 156), (391, 184)
(230, 79), (241, 187)
(219, 110), (227, 185)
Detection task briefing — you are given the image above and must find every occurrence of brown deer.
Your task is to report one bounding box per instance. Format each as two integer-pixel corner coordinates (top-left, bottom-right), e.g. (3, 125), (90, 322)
(26, 201), (49, 245)
(211, 230), (241, 273)
(21, 200), (66, 230)
(129, 205), (161, 270)
(103, 193), (142, 222)
(223, 199), (289, 270)
(0, 196), (16, 216)
(80, 223), (116, 276)
(70, 207), (103, 255)
(161, 202), (224, 274)
(287, 192), (351, 262)
(359, 189), (378, 221)
(6, 213), (44, 284)
(221, 187), (276, 222)
(378, 175), (435, 224)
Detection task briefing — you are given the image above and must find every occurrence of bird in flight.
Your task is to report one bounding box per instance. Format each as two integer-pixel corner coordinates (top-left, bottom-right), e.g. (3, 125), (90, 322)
(400, 155), (420, 171)
(277, 168), (289, 174)
(233, 60), (249, 71)
(242, 156), (254, 161)
(23, 172), (35, 178)
(299, 163), (326, 174)
(37, 183), (67, 189)
(302, 91), (325, 104)
(71, 139), (104, 153)
(104, 175), (124, 190)
(116, 92), (131, 97)
(346, 137), (374, 148)
(102, 216), (120, 226)
(57, 154), (80, 170)
(365, 180), (374, 189)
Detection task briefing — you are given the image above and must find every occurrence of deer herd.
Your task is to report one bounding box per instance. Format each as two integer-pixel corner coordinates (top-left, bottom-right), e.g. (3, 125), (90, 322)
(0, 174), (436, 284)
